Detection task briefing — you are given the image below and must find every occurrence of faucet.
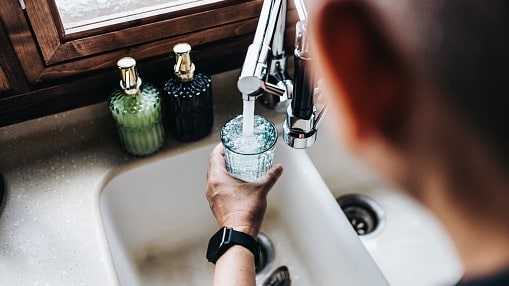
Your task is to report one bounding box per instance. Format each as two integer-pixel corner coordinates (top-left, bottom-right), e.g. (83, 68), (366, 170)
(237, 0), (325, 149)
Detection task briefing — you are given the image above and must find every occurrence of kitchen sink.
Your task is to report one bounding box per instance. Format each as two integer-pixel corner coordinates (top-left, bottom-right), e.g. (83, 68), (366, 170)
(99, 141), (388, 285)
(306, 121), (464, 286)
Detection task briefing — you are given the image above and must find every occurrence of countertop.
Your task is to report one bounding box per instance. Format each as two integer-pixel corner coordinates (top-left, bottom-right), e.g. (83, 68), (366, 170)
(0, 69), (285, 285)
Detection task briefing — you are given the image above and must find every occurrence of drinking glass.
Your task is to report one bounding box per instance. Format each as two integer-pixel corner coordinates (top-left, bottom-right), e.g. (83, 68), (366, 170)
(220, 115), (278, 182)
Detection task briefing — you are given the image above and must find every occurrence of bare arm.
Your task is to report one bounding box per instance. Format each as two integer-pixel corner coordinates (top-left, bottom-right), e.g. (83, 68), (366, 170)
(213, 245), (257, 286)
(205, 143), (283, 286)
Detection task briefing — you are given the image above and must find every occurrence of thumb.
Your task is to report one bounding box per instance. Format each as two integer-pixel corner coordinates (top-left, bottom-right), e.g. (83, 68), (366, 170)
(257, 164), (284, 194)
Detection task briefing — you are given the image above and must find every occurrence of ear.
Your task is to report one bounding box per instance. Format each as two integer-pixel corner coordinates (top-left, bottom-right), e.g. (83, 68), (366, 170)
(312, 1), (410, 145)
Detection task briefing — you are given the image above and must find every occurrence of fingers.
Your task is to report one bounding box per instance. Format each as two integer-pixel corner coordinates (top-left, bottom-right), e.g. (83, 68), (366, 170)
(210, 143), (225, 166)
(208, 143), (226, 178)
(256, 164), (284, 194)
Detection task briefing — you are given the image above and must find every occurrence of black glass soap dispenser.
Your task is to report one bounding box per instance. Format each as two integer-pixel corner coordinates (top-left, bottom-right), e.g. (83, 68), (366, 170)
(163, 43), (213, 141)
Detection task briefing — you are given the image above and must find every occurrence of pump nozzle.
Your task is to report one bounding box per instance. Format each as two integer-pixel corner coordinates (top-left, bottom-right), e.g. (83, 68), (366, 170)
(173, 43), (196, 82)
(117, 57), (142, 96)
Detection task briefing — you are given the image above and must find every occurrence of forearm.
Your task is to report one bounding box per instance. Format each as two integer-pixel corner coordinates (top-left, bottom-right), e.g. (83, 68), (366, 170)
(206, 144), (283, 286)
(213, 245), (256, 286)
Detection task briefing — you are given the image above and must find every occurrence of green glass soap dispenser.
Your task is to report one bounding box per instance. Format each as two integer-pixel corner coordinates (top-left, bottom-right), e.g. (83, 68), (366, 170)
(109, 57), (165, 156)
(163, 43), (213, 141)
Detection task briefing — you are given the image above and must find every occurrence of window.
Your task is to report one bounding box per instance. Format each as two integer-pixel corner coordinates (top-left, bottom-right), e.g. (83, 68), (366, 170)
(54, 0), (226, 34)
(24, 0), (262, 68)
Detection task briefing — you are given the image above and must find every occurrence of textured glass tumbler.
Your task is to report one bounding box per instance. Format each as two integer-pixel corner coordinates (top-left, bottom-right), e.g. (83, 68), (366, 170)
(220, 115), (278, 182)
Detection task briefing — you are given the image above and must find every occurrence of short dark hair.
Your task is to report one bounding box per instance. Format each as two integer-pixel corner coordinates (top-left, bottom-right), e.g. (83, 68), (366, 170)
(417, 1), (509, 165)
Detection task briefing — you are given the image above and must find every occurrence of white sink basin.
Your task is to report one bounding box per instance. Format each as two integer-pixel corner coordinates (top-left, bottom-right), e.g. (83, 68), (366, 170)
(99, 141), (388, 285)
(307, 122), (464, 286)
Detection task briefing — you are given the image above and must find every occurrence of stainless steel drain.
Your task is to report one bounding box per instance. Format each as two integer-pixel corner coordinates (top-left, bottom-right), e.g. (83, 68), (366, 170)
(262, 266), (291, 286)
(256, 233), (275, 275)
(336, 194), (385, 237)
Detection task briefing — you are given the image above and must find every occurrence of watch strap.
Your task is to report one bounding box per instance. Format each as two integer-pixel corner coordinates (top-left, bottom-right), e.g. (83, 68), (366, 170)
(207, 227), (260, 267)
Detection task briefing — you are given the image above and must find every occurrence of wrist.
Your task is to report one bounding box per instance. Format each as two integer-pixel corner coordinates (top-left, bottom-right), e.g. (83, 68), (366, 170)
(217, 244), (256, 265)
(230, 226), (258, 239)
(207, 227), (260, 267)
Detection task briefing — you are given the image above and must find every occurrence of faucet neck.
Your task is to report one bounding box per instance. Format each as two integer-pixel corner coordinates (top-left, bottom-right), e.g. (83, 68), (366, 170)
(237, 0), (286, 98)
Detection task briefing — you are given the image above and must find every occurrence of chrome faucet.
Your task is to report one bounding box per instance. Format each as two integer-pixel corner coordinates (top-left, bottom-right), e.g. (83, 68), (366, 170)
(237, 0), (325, 149)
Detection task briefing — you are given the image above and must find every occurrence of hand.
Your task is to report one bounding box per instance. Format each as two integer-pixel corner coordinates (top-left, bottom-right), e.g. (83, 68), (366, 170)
(205, 143), (284, 238)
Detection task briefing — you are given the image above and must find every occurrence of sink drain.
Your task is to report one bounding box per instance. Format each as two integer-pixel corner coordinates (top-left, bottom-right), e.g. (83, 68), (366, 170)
(257, 233), (275, 274)
(262, 266), (291, 286)
(336, 194), (385, 237)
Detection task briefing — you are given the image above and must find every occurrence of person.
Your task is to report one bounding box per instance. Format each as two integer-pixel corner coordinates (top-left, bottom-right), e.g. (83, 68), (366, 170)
(205, 0), (509, 285)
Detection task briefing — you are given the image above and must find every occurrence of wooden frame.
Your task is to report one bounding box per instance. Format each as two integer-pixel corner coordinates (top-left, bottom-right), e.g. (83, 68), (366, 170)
(0, 67), (8, 93)
(25, 0), (262, 65)
(0, 0), (265, 86)
(0, 17), (28, 96)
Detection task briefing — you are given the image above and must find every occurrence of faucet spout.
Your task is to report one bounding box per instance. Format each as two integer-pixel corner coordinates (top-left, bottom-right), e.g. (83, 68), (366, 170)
(237, 0), (287, 100)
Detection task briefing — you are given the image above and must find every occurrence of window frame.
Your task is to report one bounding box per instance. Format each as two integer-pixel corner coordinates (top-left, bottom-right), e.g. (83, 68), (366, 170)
(26, 0), (262, 65)
(2, 0), (265, 86)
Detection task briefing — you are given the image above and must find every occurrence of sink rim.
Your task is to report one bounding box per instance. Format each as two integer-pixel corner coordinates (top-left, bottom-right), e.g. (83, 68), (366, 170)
(96, 141), (389, 286)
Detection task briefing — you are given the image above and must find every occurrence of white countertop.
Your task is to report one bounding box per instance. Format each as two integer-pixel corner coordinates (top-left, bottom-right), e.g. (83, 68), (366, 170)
(0, 69), (284, 285)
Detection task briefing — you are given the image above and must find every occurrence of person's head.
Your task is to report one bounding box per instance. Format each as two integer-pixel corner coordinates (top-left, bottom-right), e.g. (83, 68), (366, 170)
(310, 0), (509, 202)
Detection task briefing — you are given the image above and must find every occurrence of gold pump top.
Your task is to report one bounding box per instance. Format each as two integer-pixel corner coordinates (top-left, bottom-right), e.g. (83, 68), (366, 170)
(173, 43), (196, 82)
(117, 57), (142, 96)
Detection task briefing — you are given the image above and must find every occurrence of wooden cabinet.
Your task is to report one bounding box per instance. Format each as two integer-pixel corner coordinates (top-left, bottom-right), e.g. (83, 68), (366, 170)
(0, 0), (297, 127)
(0, 65), (9, 93)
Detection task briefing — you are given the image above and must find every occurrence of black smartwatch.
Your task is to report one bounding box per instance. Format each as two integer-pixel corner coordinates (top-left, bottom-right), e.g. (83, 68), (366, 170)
(206, 227), (259, 267)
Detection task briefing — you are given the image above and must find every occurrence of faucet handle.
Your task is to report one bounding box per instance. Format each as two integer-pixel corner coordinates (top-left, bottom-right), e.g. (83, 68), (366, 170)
(263, 82), (287, 97)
